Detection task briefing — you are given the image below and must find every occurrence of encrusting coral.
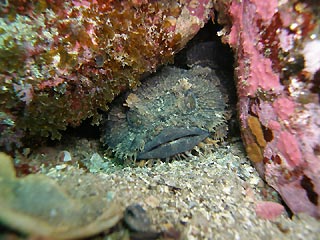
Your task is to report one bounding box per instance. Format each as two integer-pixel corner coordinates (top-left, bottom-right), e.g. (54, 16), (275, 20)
(214, 0), (320, 217)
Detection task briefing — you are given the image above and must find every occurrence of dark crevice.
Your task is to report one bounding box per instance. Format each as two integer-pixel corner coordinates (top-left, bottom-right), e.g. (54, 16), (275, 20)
(301, 175), (319, 206)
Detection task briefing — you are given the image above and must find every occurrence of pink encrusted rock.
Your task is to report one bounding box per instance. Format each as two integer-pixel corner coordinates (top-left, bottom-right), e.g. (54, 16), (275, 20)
(276, 131), (302, 168)
(215, 0), (320, 217)
(255, 201), (285, 220)
(272, 97), (295, 121)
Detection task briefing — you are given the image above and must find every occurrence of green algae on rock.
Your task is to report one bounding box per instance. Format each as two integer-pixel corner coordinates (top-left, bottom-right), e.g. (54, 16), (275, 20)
(103, 66), (230, 164)
(0, 152), (122, 239)
(0, 0), (213, 149)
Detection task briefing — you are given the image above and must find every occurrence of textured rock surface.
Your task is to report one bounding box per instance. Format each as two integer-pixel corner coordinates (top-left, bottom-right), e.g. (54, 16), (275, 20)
(214, 0), (320, 217)
(0, 0), (213, 148)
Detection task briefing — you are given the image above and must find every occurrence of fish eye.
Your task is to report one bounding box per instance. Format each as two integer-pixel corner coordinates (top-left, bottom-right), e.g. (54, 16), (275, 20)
(184, 90), (197, 112)
(126, 110), (143, 127)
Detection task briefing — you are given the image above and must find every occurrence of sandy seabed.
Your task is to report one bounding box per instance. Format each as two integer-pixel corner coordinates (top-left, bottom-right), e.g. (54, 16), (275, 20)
(6, 135), (317, 240)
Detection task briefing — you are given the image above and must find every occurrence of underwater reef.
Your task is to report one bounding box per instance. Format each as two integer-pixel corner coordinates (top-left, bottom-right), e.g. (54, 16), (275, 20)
(0, 0), (320, 218)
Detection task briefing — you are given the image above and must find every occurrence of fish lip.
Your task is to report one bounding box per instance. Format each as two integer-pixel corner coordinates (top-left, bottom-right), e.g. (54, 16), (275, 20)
(137, 127), (209, 160)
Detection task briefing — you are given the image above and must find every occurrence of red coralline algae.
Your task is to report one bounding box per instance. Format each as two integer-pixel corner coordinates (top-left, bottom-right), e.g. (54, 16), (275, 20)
(255, 201), (285, 220)
(254, 1), (278, 21)
(267, 120), (281, 132)
(277, 131), (302, 168)
(272, 97), (295, 121)
(229, 1), (283, 97)
(219, 0), (320, 217)
(275, 178), (318, 216)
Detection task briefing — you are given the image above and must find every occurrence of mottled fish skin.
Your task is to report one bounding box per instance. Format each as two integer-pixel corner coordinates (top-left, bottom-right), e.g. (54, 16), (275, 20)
(103, 66), (229, 163)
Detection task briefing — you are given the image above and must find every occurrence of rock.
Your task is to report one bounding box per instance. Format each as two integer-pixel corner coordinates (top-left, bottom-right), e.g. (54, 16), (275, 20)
(0, 152), (122, 239)
(255, 201), (285, 220)
(124, 204), (152, 232)
(215, 0), (320, 217)
(0, 0), (213, 147)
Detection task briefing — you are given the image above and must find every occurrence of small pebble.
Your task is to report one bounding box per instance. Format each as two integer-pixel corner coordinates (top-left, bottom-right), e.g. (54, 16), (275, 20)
(124, 204), (152, 232)
(145, 195), (160, 208)
(59, 150), (72, 162)
(55, 164), (67, 170)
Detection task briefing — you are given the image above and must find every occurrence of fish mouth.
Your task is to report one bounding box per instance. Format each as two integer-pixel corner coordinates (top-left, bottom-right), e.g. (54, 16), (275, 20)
(137, 127), (209, 160)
